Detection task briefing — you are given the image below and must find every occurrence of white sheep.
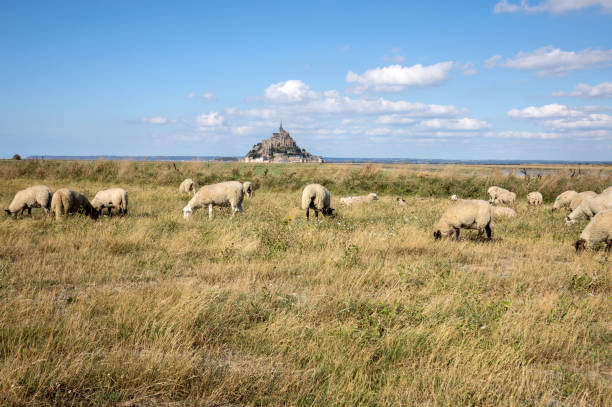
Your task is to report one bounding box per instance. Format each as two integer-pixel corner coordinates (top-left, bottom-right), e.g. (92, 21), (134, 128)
(301, 184), (334, 220)
(569, 191), (597, 211)
(50, 188), (98, 220)
(183, 181), (251, 219)
(491, 206), (517, 219)
(493, 191), (516, 206)
(574, 209), (612, 252)
(340, 193), (378, 205)
(450, 194), (458, 201)
(5, 185), (52, 217)
(487, 186), (509, 202)
(552, 190), (578, 211)
(433, 199), (492, 240)
(91, 188), (128, 217)
(179, 178), (197, 196)
(396, 197), (407, 206)
(566, 193), (612, 225)
(527, 191), (543, 206)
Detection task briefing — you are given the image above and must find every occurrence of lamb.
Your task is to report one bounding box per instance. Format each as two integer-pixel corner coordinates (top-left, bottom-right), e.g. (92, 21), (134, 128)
(487, 186), (509, 202)
(5, 185), (52, 217)
(569, 191), (597, 211)
(527, 191), (543, 206)
(183, 181), (251, 219)
(492, 191), (516, 206)
(301, 184), (334, 220)
(91, 188), (128, 217)
(552, 190), (578, 211)
(574, 209), (612, 252)
(433, 199), (492, 240)
(179, 178), (197, 196)
(50, 188), (98, 220)
(491, 206), (517, 219)
(340, 193), (378, 205)
(566, 193), (612, 225)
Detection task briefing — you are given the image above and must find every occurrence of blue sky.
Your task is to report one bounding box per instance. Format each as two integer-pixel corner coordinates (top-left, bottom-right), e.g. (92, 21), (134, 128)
(1, 1), (611, 160)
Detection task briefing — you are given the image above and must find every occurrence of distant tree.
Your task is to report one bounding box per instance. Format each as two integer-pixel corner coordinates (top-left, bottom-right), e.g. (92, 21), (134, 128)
(12, 154), (21, 160)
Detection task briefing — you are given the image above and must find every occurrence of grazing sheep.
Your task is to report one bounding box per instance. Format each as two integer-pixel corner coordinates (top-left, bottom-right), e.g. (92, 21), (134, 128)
(491, 206), (517, 219)
(493, 191), (516, 206)
(5, 185), (52, 217)
(183, 181), (250, 219)
(433, 199), (492, 240)
(179, 178), (197, 196)
(527, 191), (543, 206)
(396, 197), (407, 206)
(487, 186), (509, 202)
(91, 188), (128, 217)
(566, 193), (612, 225)
(50, 188), (98, 220)
(552, 190), (578, 211)
(569, 191), (597, 211)
(450, 194), (458, 201)
(301, 184), (334, 220)
(242, 181), (253, 198)
(340, 193), (378, 205)
(574, 209), (612, 252)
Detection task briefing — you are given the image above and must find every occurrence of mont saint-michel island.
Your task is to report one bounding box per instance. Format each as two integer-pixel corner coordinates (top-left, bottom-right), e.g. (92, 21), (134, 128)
(242, 123), (323, 163)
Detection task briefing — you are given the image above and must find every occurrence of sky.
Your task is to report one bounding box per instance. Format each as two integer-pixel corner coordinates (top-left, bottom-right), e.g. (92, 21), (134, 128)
(1, 0), (611, 160)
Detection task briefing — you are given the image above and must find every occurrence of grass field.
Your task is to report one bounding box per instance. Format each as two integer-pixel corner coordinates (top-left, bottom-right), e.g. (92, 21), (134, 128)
(0, 160), (610, 406)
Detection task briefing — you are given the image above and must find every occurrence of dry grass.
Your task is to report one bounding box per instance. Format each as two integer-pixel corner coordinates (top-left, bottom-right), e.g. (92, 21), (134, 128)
(0, 162), (610, 406)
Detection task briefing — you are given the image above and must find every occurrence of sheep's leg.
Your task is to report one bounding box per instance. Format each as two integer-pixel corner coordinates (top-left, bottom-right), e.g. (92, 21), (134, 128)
(107, 207), (112, 217)
(455, 228), (460, 240)
(306, 208), (310, 220)
(315, 210), (319, 219)
(208, 204), (213, 219)
(485, 223), (492, 240)
(605, 239), (612, 253)
(476, 228), (483, 240)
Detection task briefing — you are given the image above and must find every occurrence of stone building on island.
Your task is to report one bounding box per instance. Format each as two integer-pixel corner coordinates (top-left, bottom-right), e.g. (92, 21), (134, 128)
(243, 123), (323, 163)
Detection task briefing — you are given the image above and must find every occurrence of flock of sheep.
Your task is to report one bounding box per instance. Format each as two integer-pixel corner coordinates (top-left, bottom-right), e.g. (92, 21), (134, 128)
(4, 178), (612, 252)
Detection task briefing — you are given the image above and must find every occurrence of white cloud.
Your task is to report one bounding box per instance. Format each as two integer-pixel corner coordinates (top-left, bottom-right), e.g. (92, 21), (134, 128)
(140, 116), (168, 125)
(485, 130), (561, 139)
(461, 62), (478, 75)
(508, 104), (580, 118)
(553, 82), (612, 98)
(486, 46), (612, 76)
(186, 92), (195, 99)
(345, 62), (454, 93)
(493, 0), (612, 14)
(420, 118), (490, 130)
(264, 80), (317, 103)
(202, 92), (215, 100)
(196, 112), (224, 127)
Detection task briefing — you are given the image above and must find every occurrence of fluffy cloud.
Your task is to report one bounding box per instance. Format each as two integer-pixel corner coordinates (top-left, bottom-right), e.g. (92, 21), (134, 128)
(493, 0), (612, 14)
(553, 82), (612, 98)
(202, 92), (215, 100)
(508, 104), (581, 118)
(264, 80), (317, 103)
(419, 118), (490, 130)
(346, 62), (453, 93)
(196, 112), (224, 127)
(486, 46), (612, 76)
(140, 116), (168, 125)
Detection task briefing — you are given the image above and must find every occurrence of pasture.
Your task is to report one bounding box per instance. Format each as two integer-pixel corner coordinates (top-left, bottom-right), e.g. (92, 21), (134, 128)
(0, 160), (610, 406)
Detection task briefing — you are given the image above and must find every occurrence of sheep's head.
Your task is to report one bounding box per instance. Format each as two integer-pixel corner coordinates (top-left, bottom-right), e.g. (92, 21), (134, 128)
(323, 207), (335, 217)
(574, 238), (586, 252)
(369, 193), (378, 200)
(88, 208), (99, 220)
(4, 209), (13, 217)
(183, 206), (192, 219)
(433, 230), (442, 240)
(243, 182), (253, 198)
(565, 216), (577, 226)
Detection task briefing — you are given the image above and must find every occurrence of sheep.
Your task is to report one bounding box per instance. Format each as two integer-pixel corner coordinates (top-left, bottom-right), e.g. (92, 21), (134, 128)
(527, 191), (543, 206)
(574, 209), (612, 252)
(183, 181), (251, 219)
(552, 190), (578, 211)
(450, 194), (458, 201)
(301, 184), (334, 220)
(487, 186), (509, 202)
(492, 191), (516, 206)
(569, 191), (597, 211)
(91, 188), (128, 217)
(5, 185), (52, 217)
(179, 178), (197, 196)
(340, 193), (378, 205)
(602, 186), (612, 195)
(242, 181), (253, 198)
(50, 188), (98, 220)
(396, 197), (407, 206)
(566, 193), (612, 225)
(491, 206), (517, 219)
(433, 199), (492, 241)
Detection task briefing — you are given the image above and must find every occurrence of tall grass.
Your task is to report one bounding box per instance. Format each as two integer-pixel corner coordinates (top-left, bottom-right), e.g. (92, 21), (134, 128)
(0, 161), (610, 405)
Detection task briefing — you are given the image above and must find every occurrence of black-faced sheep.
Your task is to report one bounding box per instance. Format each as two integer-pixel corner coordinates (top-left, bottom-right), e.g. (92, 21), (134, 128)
(434, 199), (492, 241)
(179, 178), (197, 196)
(301, 184), (334, 220)
(566, 193), (612, 225)
(574, 209), (612, 252)
(50, 188), (98, 220)
(91, 188), (128, 217)
(5, 185), (52, 217)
